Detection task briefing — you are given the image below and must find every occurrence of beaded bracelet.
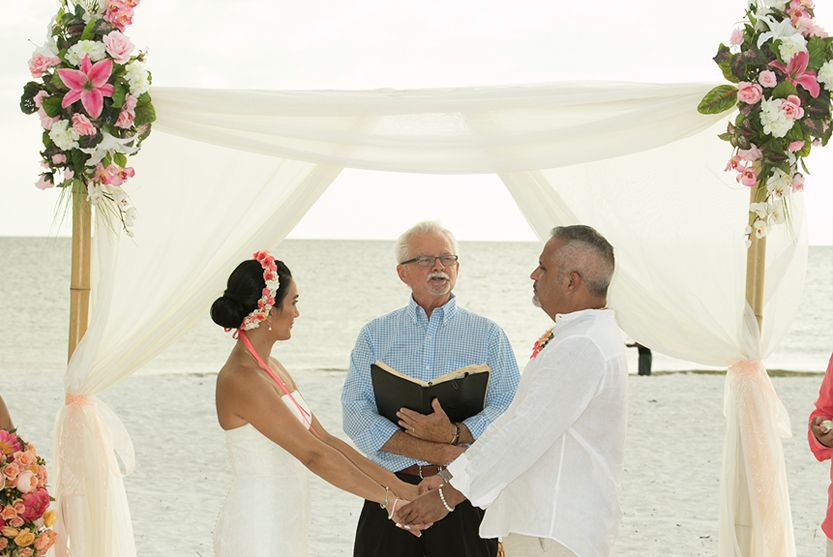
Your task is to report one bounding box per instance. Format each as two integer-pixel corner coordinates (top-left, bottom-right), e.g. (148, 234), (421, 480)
(438, 485), (455, 512)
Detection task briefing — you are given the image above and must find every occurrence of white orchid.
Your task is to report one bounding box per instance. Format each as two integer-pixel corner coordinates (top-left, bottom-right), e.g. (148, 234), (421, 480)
(766, 168), (792, 197)
(754, 219), (770, 239)
(87, 184), (104, 205)
(749, 202), (769, 219)
(124, 207), (138, 227)
(80, 133), (138, 165)
(769, 199), (786, 224)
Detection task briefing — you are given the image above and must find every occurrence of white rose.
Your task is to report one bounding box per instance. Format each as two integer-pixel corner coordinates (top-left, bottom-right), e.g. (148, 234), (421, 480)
(66, 40), (107, 66)
(49, 120), (80, 150)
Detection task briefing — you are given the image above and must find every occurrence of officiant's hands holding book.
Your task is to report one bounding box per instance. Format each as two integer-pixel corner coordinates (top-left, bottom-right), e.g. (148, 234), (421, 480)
(397, 398), (474, 446)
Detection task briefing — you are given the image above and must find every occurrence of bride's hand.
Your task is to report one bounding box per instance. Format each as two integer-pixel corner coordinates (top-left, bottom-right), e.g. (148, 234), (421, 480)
(393, 481), (420, 502)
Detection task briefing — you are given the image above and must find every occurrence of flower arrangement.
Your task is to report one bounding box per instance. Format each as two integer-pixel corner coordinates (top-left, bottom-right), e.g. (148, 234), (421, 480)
(697, 0), (833, 246)
(20, 0), (155, 236)
(530, 329), (554, 359)
(0, 430), (56, 557)
(241, 251), (282, 331)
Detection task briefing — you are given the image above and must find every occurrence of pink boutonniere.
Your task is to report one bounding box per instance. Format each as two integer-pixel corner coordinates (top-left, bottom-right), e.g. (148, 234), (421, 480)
(530, 329), (554, 359)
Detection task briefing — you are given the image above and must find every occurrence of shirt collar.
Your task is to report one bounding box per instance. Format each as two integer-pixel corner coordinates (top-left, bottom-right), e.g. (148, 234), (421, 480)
(554, 307), (614, 326)
(407, 293), (458, 325)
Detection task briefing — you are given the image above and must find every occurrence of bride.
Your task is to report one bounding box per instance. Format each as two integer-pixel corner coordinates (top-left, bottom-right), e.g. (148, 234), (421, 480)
(211, 251), (422, 556)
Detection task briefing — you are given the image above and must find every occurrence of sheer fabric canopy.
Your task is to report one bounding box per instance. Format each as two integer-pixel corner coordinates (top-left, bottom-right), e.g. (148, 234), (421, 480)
(53, 81), (806, 557)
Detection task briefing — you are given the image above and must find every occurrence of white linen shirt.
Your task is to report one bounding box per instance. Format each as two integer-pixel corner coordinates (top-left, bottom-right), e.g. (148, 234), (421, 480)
(448, 308), (628, 557)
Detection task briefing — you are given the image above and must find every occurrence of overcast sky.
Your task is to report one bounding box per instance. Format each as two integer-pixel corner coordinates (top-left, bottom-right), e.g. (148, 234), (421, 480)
(2, 0), (831, 243)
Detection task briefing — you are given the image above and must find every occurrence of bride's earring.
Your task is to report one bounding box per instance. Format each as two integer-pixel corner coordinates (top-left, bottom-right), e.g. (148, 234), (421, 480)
(268, 321), (272, 332)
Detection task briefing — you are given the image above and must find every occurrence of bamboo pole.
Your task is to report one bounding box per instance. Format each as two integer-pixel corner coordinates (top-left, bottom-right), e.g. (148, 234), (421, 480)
(745, 185), (766, 332)
(68, 187), (91, 362)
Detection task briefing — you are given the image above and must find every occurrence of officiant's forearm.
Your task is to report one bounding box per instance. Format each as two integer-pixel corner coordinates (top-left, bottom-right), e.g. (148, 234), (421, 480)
(381, 431), (462, 465)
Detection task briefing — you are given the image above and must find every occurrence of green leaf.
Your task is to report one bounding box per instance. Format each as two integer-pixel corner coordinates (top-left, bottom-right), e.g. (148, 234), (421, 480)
(20, 82), (41, 115)
(786, 122), (804, 141)
(113, 152), (128, 167)
(771, 80), (798, 99)
(698, 85), (738, 114)
(112, 82), (127, 109)
(133, 102), (156, 126)
(730, 54), (746, 81)
(807, 36), (828, 72)
(42, 96), (63, 118)
(70, 149), (88, 169)
(81, 17), (97, 41)
(717, 132), (734, 142)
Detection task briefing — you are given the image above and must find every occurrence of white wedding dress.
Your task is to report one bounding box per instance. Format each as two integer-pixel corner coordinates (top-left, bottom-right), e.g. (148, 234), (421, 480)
(214, 392), (312, 557)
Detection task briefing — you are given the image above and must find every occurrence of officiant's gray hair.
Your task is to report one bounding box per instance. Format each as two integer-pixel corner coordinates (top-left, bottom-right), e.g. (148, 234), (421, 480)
(395, 220), (459, 265)
(550, 225), (614, 298)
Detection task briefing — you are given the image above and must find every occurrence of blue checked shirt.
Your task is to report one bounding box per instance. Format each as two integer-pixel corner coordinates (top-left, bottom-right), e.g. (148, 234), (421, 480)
(342, 294), (520, 472)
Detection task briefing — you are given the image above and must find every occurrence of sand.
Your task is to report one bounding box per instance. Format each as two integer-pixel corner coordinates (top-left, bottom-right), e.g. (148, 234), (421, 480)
(4, 370), (831, 557)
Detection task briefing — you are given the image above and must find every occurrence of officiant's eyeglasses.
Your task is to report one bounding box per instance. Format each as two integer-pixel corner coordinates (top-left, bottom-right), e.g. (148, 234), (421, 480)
(400, 255), (459, 267)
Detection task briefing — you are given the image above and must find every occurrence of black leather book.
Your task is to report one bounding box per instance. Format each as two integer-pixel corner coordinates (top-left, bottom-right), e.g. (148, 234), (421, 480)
(371, 361), (491, 425)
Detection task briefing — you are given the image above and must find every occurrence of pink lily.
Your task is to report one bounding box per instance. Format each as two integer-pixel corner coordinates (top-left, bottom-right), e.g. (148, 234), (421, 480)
(57, 55), (115, 119)
(768, 51), (820, 98)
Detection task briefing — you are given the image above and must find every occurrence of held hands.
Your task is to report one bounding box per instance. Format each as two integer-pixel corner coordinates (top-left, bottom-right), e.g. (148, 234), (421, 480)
(386, 499), (433, 537)
(398, 399), (456, 444)
(418, 474), (444, 495)
(396, 488), (450, 526)
(811, 416), (833, 448)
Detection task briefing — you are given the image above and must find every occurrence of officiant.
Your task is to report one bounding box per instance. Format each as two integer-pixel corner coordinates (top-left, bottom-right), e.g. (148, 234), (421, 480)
(341, 220), (520, 557)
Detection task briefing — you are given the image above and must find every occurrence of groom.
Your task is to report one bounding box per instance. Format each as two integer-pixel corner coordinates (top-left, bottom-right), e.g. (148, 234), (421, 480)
(397, 225), (629, 557)
(341, 220), (520, 557)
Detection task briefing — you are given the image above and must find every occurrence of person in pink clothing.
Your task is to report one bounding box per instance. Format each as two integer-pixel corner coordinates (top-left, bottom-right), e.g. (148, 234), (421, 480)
(809, 352), (833, 557)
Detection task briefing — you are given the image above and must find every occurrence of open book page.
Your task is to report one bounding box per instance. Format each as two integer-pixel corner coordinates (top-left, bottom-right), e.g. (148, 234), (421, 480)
(373, 361), (490, 386)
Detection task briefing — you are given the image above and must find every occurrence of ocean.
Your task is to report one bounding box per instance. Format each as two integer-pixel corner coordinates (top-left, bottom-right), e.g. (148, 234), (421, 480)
(0, 237), (831, 377)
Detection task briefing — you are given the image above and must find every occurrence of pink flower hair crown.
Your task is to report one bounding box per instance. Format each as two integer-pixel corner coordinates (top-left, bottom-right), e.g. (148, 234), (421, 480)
(240, 250), (282, 331)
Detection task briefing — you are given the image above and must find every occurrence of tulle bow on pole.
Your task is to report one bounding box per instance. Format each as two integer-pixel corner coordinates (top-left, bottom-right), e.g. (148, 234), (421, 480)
(52, 393), (137, 557)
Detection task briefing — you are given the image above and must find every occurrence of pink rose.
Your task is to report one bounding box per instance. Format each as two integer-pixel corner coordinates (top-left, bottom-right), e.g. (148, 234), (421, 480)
(14, 452), (35, 468)
(37, 109), (59, 131)
(51, 154), (66, 165)
(72, 113), (97, 136)
(33, 91), (49, 109)
(788, 140), (805, 151)
(115, 107), (135, 128)
(0, 507), (16, 522)
(3, 463), (20, 481)
(15, 471), (36, 494)
(35, 466), (47, 486)
(8, 518), (23, 528)
(65, 169), (75, 180)
(792, 172), (805, 191)
(737, 82), (763, 104)
(18, 548), (33, 557)
(0, 538), (6, 550)
(12, 503), (24, 515)
(103, 31), (134, 64)
(758, 70), (777, 88)
(124, 94), (138, 110)
(781, 95), (804, 119)
(28, 53), (59, 79)
(730, 29), (744, 45)
(35, 176), (54, 191)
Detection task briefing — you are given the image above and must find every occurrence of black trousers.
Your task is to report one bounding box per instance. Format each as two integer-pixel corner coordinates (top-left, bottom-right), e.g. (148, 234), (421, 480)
(352, 472), (498, 557)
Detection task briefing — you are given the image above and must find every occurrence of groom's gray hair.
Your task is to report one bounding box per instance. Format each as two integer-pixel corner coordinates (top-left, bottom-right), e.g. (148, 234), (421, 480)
(550, 225), (614, 298)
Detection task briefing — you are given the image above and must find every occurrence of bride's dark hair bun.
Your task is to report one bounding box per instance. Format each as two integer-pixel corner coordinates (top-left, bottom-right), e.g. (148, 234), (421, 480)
(210, 258), (293, 329)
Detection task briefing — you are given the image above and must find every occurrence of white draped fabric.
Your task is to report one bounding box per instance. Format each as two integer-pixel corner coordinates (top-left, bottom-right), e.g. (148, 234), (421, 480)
(53, 82), (805, 557)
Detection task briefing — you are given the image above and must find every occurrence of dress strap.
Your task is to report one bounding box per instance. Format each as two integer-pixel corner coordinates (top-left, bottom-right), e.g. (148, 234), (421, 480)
(239, 331), (318, 436)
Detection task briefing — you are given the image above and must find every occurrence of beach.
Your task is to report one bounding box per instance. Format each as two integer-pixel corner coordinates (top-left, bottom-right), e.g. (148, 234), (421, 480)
(5, 368), (831, 557)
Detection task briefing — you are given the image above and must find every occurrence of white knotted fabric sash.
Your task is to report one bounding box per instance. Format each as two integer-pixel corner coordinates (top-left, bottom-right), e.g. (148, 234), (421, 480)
(53, 81), (806, 557)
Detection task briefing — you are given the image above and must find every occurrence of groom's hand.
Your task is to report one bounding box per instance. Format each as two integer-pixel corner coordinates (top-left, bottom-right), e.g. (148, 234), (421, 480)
(397, 489), (449, 525)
